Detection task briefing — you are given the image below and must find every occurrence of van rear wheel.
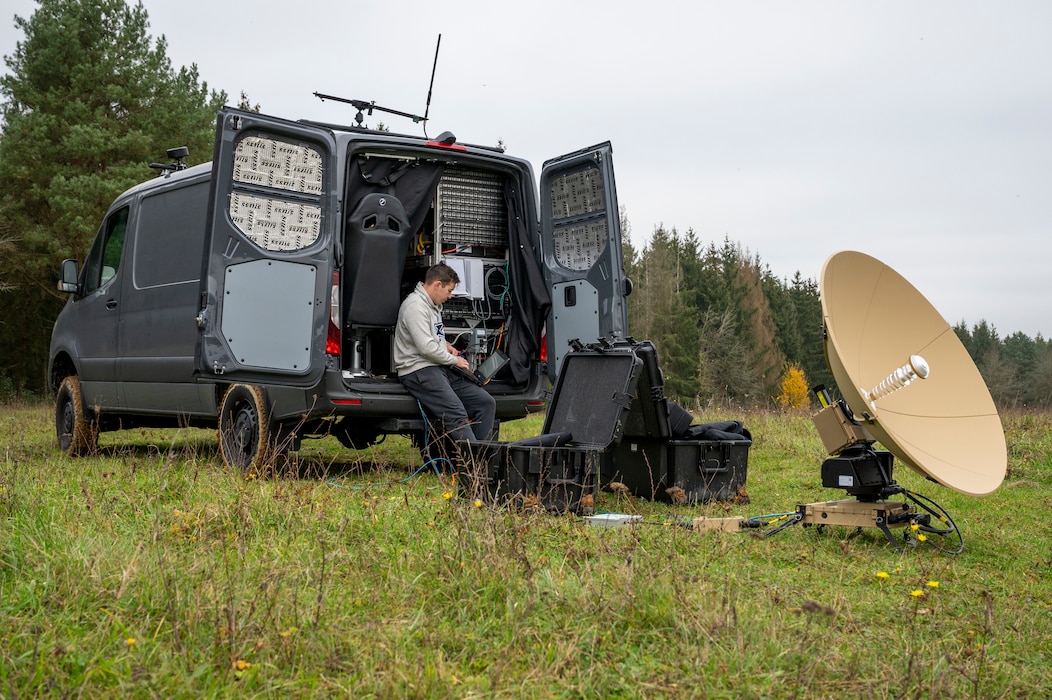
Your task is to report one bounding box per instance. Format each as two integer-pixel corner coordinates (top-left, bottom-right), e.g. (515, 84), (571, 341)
(55, 375), (98, 456)
(218, 384), (274, 475)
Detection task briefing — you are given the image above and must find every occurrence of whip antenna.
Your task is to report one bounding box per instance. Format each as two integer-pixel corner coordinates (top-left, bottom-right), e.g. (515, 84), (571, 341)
(423, 34), (442, 139)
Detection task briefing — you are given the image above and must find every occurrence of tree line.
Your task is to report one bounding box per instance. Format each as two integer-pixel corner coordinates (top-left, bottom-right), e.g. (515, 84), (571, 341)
(0, 0), (223, 399)
(1, 0), (1048, 411)
(621, 223), (1052, 411)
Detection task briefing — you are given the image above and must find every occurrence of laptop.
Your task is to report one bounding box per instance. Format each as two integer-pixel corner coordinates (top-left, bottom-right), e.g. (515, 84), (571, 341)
(452, 349), (510, 386)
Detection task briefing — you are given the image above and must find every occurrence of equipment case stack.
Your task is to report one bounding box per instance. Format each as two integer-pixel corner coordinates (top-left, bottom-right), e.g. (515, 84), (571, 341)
(457, 347), (643, 512)
(456, 339), (750, 511)
(603, 341), (752, 504)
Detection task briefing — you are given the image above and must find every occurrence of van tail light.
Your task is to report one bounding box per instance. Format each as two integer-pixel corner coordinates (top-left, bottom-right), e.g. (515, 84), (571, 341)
(326, 271), (341, 356)
(539, 331), (547, 363)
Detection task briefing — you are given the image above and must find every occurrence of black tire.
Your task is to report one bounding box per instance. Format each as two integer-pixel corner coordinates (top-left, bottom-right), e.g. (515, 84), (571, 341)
(55, 375), (98, 456)
(218, 384), (274, 475)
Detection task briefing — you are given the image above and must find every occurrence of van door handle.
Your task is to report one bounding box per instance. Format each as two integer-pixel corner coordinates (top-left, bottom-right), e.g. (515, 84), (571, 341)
(106, 299), (118, 310)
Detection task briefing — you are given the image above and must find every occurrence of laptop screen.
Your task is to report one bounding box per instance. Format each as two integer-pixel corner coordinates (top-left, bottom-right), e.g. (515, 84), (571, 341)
(476, 350), (509, 381)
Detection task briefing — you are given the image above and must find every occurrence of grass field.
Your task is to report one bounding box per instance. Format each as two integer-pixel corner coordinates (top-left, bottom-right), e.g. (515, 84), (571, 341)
(1, 402), (1050, 698)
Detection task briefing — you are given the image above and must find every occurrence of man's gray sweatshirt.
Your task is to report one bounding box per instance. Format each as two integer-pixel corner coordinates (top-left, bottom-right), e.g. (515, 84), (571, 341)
(394, 282), (459, 377)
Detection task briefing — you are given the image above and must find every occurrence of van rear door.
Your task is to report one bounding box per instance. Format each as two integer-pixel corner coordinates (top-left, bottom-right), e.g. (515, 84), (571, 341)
(539, 142), (630, 380)
(196, 109), (338, 387)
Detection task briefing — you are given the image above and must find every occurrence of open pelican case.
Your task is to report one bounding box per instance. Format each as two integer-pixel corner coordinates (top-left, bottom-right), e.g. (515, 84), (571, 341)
(455, 345), (643, 512)
(606, 341), (751, 504)
(456, 339), (751, 511)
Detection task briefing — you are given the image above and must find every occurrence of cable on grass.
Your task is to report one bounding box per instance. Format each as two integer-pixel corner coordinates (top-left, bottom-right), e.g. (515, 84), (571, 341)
(904, 489), (964, 555)
(326, 402), (453, 491)
(743, 512), (799, 529)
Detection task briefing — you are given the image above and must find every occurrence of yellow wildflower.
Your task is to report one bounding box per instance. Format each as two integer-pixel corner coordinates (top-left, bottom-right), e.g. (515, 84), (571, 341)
(910, 523), (920, 531)
(876, 571), (890, 579)
(125, 637), (136, 647)
(917, 533), (928, 542)
(474, 500), (483, 508)
(232, 659), (252, 671)
(443, 491), (453, 500)
(927, 580), (939, 588)
(910, 589), (925, 598)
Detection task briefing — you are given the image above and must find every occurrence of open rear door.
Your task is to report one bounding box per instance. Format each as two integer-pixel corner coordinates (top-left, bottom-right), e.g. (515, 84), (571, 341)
(196, 108), (338, 387)
(540, 142), (629, 381)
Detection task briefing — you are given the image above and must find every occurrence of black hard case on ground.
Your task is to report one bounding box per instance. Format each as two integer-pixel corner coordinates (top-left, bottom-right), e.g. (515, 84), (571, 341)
(604, 341), (751, 504)
(457, 349), (642, 512)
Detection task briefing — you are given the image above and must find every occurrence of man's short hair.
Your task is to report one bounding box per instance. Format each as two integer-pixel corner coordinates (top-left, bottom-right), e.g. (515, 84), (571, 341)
(425, 262), (460, 287)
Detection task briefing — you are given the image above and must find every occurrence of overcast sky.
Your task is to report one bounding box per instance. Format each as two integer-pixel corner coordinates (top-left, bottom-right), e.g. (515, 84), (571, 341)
(3, 0), (1050, 338)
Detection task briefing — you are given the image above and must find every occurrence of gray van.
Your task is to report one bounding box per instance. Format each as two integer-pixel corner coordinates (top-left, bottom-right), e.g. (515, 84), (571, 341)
(48, 107), (629, 471)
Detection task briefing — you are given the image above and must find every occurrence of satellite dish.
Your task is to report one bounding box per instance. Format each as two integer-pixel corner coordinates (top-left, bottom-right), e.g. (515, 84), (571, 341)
(820, 251), (1006, 496)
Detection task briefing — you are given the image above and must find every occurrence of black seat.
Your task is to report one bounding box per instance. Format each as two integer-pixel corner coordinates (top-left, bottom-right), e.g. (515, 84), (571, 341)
(344, 193), (412, 327)
(342, 193), (413, 376)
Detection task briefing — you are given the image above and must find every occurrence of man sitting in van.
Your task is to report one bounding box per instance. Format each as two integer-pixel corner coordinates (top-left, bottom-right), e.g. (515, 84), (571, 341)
(394, 262), (496, 443)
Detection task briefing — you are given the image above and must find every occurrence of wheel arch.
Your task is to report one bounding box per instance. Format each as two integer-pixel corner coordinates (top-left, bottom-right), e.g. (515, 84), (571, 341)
(49, 352), (78, 395)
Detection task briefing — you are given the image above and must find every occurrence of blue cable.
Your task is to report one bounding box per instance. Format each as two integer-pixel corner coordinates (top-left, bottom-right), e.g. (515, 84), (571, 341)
(327, 401), (451, 491)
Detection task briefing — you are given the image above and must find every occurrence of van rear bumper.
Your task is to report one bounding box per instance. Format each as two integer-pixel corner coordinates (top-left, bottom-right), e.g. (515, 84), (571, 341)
(265, 368), (547, 425)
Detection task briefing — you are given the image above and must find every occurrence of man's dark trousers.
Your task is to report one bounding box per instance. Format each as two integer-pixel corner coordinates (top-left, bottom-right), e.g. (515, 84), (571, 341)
(400, 365), (496, 443)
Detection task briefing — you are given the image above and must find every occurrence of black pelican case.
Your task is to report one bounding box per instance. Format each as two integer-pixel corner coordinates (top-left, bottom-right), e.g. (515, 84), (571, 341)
(456, 345), (642, 512)
(603, 341), (751, 504)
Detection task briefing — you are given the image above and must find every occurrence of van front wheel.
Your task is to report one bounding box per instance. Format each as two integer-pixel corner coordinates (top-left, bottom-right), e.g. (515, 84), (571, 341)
(55, 375), (98, 456)
(218, 384), (273, 475)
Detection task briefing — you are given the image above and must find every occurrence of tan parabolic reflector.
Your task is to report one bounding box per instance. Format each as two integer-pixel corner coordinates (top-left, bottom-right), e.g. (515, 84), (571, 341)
(820, 251), (1007, 496)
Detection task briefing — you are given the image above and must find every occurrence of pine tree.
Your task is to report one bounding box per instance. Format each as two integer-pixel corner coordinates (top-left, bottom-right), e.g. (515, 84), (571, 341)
(763, 268), (802, 368)
(0, 0), (226, 394)
(696, 309), (757, 406)
(788, 272), (832, 392)
(1030, 341), (1052, 408)
(1001, 331), (1038, 405)
(735, 253), (784, 395)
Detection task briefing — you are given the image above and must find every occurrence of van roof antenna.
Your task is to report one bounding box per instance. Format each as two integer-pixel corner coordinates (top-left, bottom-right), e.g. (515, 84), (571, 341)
(422, 34), (442, 140)
(313, 93), (427, 130)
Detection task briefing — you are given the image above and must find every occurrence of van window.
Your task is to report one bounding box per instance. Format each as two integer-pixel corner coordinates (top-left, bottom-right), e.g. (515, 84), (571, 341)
(548, 164), (609, 272)
(134, 181), (209, 288)
(81, 207), (129, 295)
(229, 135), (323, 251)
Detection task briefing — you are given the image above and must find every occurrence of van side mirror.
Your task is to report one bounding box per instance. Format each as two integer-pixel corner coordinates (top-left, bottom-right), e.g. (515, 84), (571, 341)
(58, 258), (80, 294)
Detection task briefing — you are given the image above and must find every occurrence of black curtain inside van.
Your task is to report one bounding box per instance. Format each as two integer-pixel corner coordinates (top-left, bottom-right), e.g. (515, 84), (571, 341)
(502, 179), (551, 385)
(349, 156), (445, 239)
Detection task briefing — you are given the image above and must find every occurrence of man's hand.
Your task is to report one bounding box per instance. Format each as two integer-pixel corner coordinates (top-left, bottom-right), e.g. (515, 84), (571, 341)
(456, 356), (470, 370)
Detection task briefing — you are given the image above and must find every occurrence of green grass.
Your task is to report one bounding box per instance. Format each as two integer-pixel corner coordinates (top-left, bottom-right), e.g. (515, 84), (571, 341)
(1, 403), (1051, 698)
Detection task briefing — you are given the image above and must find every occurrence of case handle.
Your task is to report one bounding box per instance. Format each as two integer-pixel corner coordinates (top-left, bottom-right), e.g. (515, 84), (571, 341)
(698, 458), (728, 475)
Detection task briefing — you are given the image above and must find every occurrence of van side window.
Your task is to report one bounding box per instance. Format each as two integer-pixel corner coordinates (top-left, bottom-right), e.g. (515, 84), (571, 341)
(81, 207), (129, 295)
(134, 181), (209, 288)
(228, 136), (323, 251)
